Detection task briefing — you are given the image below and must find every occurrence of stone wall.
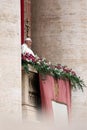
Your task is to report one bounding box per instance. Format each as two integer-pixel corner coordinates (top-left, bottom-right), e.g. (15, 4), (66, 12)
(31, 0), (87, 123)
(0, 0), (21, 119)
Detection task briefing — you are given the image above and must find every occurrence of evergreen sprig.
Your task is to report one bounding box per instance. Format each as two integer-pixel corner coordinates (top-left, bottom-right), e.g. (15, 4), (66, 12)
(22, 53), (86, 91)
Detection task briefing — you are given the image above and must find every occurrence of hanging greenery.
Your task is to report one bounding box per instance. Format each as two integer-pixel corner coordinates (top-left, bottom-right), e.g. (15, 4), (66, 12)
(22, 52), (86, 91)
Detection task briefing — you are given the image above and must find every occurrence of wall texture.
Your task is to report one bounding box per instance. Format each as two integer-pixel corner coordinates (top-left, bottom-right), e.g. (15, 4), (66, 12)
(31, 0), (87, 123)
(0, 0), (21, 119)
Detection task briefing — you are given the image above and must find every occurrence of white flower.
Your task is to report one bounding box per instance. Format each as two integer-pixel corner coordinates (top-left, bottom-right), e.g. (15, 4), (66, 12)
(54, 68), (58, 71)
(42, 57), (46, 61)
(37, 61), (40, 65)
(47, 67), (50, 70)
(48, 62), (51, 65)
(44, 62), (48, 65)
(26, 59), (29, 62)
(35, 54), (39, 59)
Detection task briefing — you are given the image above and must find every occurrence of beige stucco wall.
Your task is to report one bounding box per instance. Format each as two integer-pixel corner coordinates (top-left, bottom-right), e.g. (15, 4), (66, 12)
(0, 0), (21, 119)
(31, 0), (87, 123)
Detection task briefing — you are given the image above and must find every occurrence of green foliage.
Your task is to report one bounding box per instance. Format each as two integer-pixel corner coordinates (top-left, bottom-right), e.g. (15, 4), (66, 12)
(22, 59), (86, 91)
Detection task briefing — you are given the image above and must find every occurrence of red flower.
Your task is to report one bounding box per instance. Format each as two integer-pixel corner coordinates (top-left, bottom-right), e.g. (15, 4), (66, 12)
(22, 55), (26, 60)
(22, 52), (36, 62)
(71, 71), (76, 76)
(57, 64), (62, 69)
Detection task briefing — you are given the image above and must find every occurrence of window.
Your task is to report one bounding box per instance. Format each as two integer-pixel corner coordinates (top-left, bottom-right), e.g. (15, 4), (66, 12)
(22, 66), (41, 120)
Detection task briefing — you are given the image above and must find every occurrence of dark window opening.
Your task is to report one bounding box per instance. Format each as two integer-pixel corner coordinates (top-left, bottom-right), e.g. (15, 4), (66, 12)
(28, 73), (41, 110)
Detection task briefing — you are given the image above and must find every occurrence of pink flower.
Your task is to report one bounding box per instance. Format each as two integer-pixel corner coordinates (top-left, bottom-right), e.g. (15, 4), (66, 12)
(56, 64), (62, 69)
(63, 68), (70, 73)
(71, 71), (76, 76)
(22, 52), (36, 62)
